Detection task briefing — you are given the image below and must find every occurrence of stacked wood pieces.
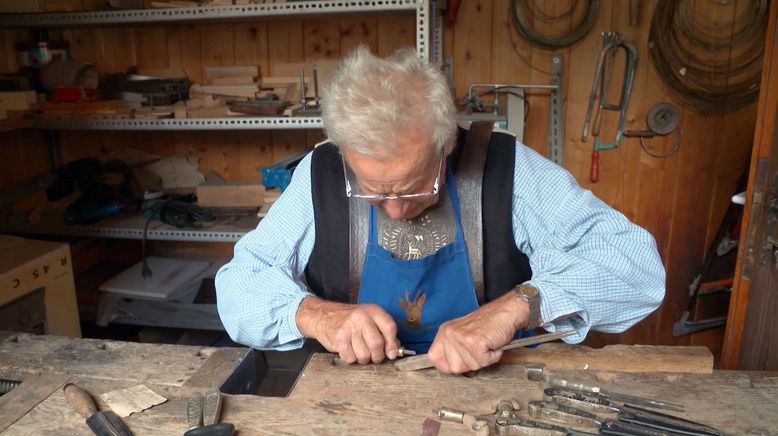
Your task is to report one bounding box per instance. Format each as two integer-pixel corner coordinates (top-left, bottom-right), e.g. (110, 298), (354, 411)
(149, 0), (282, 8)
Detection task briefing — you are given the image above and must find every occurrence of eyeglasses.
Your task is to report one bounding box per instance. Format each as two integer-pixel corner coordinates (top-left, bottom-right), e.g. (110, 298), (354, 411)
(342, 152), (443, 201)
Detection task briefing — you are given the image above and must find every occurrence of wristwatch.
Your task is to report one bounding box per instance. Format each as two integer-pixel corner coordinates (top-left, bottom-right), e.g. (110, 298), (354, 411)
(512, 283), (541, 329)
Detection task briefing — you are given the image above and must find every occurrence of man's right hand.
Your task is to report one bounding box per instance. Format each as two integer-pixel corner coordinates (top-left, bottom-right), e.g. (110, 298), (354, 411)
(295, 296), (400, 364)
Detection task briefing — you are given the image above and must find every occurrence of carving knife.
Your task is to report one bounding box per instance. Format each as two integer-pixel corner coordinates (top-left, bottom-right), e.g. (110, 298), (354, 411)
(394, 330), (576, 371)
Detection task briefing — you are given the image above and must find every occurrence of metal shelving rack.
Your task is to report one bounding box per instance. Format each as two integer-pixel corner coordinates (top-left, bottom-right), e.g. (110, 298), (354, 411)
(31, 116), (325, 131)
(0, 0), (433, 242)
(1, 0), (431, 133)
(0, 212), (260, 242)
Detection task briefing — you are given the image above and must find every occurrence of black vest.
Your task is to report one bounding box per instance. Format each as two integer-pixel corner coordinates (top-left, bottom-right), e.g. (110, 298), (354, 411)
(304, 128), (532, 303)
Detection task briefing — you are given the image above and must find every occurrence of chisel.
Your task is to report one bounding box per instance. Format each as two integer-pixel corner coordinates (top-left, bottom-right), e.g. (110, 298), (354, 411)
(63, 383), (133, 436)
(394, 330), (576, 371)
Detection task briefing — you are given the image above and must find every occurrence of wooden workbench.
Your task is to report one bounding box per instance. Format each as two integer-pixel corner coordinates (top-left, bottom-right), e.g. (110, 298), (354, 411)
(1, 332), (776, 435)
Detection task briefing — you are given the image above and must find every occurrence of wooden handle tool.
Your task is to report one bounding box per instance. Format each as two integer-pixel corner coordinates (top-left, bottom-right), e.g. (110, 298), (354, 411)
(394, 330), (576, 371)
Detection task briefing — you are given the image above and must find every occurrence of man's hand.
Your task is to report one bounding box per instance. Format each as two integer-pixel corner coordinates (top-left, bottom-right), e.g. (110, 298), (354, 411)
(427, 292), (529, 374)
(296, 296), (400, 364)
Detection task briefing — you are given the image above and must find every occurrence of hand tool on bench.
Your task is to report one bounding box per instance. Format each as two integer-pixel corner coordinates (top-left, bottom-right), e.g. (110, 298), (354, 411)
(331, 345), (415, 366)
(526, 365), (684, 412)
(438, 400), (598, 436)
(542, 388), (722, 435)
(394, 330), (576, 371)
(529, 400), (690, 436)
(63, 383), (133, 436)
(184, 390), (234, 436)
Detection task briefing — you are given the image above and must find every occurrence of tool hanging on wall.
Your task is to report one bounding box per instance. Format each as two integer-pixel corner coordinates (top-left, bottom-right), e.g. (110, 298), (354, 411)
(624, 102), (682, 158)
(581, 32), (637, 183)
(459, 55), (564, 165)
(511, 0), (599, 49)
(649, 0), (768, 113)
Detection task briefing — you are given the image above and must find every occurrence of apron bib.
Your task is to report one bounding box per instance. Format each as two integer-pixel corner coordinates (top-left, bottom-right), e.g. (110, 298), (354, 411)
(357, 166), (524, 353)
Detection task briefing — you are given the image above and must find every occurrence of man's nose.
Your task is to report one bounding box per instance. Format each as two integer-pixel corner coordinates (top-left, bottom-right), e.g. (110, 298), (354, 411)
(382, 199), (408, 219)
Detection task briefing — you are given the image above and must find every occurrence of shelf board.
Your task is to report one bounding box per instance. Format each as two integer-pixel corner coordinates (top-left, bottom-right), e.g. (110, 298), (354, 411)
(0, 119), (33, 133)
(0, 209), (264, 242)
(0, 0), (419, 28)
(32, 116), (325, 131)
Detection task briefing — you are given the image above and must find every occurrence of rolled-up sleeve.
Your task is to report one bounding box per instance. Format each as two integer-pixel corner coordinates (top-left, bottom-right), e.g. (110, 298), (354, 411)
(511, 142), (666, 343)
(215, 153), (316, 350)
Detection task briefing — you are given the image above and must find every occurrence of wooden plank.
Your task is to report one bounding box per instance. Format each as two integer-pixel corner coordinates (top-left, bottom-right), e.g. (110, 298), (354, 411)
(268, 20), (304, 75)
(451, 1), (493, 101)
(184, 348), (251, 389)
(377, 14), (416, 57)
(0, 332), (240, 387)
(0, 373), (71, 433)
(722, 0), (778, 370)
(500, 343), (713, 373)
(2, 347), (777, 435)
(201, 23), (235, 69)
(238, 130), (274, 182)
(303, 18), (340, 60)
(234, 22), (269, 78)
(102, 27), (136, 73)
(340, 17), (379, 55)
(135, 26), (169, 69)
(170, 24), (203, 84)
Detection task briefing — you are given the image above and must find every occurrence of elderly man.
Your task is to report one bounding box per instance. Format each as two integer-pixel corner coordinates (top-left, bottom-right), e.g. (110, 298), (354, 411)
(216, 46), (665, 374)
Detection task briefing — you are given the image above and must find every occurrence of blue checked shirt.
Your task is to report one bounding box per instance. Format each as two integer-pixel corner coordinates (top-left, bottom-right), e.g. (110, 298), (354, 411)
(215, 140), (666, 350)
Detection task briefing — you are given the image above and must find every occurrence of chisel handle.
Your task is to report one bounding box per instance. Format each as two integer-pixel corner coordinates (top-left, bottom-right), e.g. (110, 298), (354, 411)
(64, 383), (98, 419)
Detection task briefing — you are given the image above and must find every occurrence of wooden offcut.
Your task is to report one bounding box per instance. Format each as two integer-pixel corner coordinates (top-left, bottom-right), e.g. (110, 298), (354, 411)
(196, 180), (264, 208)
(500, 343), (714, 373)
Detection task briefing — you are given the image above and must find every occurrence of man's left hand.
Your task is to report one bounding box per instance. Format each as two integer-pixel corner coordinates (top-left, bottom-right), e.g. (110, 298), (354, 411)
(427, 292), (530, 374)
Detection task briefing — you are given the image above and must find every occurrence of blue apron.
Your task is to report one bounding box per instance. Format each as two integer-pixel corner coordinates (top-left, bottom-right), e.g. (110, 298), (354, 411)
(357, 166), (531, 353)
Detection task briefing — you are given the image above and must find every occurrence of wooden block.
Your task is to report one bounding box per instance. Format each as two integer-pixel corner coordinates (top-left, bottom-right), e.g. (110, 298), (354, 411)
(282, 103), (302, 117)
(500, 343), (714, 374)
(186, 105), (230, 118)
(30, 100), (126, 113)
(197, 181), (265, 208)
(205, 66), (260, 82)
(136, 67), (188, 79)
(260, 76), (301, 87)
(0, 91), (37, 120)
(210, 76), (256, 85)
(229, 100), (292, 116)
(190, 84), (260, 98)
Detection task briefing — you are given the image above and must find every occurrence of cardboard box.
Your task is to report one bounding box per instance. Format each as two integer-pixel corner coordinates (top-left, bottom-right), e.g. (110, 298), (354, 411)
(0, 91), (37, 120)
(0, 236), (81, 337)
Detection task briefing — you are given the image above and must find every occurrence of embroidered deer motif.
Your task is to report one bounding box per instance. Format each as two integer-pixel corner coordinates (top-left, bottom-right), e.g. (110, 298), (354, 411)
(398, 289), (426, 326)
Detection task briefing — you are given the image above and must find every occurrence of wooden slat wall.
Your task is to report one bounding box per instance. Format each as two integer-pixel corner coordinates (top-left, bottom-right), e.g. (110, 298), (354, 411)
(445, 0), (757, 351)
(0, 2), (760, 351)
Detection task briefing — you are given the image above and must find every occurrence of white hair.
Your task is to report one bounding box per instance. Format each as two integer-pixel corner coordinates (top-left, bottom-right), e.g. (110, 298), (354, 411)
(321, 45), (457, 159)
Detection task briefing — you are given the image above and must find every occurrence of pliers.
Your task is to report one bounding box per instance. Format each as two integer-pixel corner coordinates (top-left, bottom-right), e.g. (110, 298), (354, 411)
(538, 388), (723, 436)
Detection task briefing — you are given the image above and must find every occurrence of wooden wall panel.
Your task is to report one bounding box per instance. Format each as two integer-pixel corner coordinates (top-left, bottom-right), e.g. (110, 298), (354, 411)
(444, 0), (757, 352)
(340, 17), (379, 55)
(0, 5), (761, 352)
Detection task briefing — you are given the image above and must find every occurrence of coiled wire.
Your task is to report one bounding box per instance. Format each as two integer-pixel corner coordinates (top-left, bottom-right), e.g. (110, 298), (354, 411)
(649, 0), (768, 113)
(511, 0), (599, 50)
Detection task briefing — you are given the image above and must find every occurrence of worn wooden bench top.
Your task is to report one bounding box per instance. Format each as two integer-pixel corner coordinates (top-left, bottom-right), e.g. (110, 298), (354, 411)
(1, 333), (776, 435)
